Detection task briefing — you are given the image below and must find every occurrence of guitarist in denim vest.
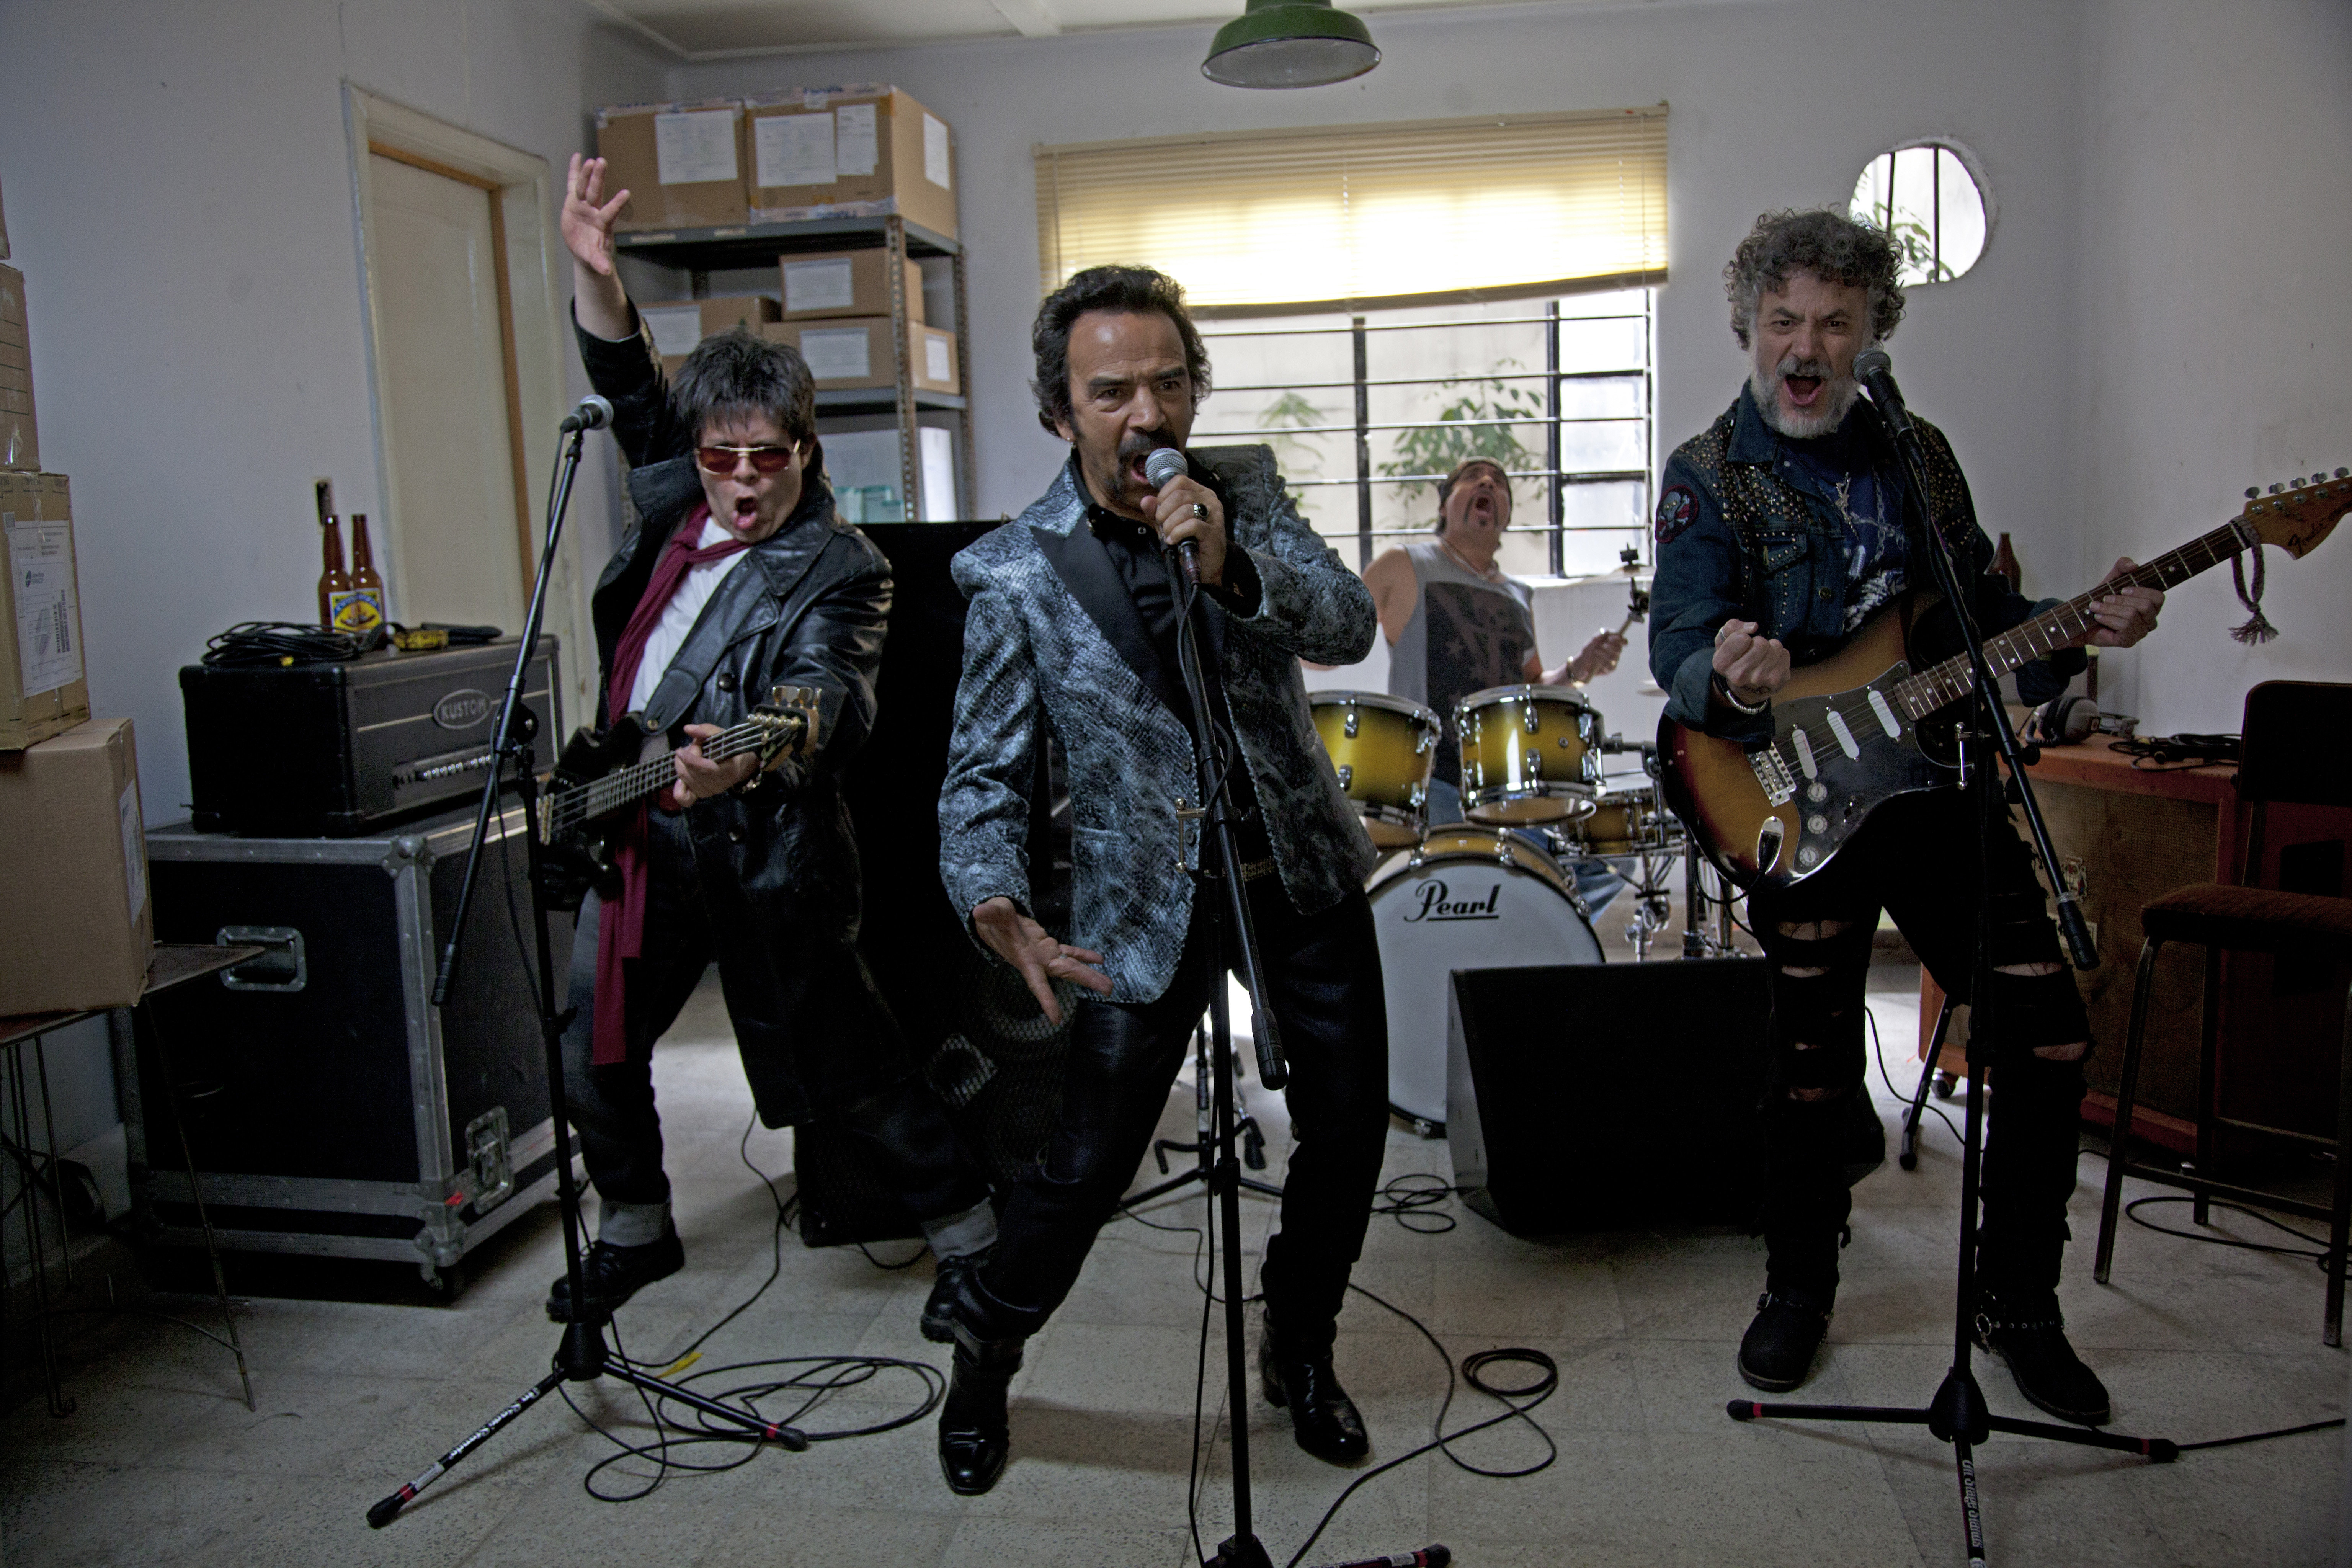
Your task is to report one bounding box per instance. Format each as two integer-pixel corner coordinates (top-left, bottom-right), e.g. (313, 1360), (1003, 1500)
(546, 155), (994, 1333)
(1648, 209), (2163, 1424)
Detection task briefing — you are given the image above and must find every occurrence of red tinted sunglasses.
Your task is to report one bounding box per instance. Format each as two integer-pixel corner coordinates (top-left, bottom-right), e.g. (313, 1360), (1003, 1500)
(696, 443), (797, 475)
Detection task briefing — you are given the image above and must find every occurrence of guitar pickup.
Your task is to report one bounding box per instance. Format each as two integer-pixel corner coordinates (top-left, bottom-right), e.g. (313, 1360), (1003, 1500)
(1748, 745), (1798, 807)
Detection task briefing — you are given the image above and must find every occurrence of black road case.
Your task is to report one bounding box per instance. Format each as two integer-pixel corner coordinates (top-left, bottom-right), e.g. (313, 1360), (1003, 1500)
(124, 805), (573, 1290)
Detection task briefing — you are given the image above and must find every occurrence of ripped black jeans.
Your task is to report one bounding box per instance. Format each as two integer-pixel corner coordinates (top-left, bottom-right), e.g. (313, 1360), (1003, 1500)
(1747, 786), (2091, 1310)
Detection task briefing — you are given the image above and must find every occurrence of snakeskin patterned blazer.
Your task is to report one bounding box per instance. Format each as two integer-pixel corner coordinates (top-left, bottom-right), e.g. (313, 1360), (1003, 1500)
(939, 446), (1379, 1005)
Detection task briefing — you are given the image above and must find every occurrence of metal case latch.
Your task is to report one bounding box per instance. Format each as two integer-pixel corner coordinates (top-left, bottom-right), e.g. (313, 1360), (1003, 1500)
(464, 1107), (513, 1213)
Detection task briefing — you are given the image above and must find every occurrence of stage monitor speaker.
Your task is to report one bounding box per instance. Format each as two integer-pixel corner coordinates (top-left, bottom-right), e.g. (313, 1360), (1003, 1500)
(1446, 957), (1771, 1236)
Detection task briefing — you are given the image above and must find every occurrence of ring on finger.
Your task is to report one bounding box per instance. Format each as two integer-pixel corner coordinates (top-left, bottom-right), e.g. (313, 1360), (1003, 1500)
(1190, 501), (1208, 520)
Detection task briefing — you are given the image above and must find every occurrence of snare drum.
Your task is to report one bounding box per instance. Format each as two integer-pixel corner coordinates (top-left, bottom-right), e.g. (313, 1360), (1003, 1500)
(1455, 684), (1602, 825)
(1367, 826), (1604, 1131)
(1310, 691), (1441, 848)
(1566, 775), (1673, 858)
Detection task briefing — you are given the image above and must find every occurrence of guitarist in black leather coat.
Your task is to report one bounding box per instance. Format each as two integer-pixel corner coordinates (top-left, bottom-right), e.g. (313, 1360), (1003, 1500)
(542, 155), (993, 1329)
(1649, 209), (2163, 1426)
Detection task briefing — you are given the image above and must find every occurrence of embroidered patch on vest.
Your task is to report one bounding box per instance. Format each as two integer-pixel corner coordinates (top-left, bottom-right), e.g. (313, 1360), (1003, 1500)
(1654, 485), (1697, 547)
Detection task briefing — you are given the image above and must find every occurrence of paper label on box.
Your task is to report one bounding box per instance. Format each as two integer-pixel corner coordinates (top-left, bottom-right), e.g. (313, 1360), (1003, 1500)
(10, 522), (82, 696)
(640, 305), (704, 357)
(653, 109), (738, 185)
(835, 104), (879, 177)
(924, 334), (952, 385)
(118, 778), (146, 920)
(755, 111), (834, 188)
(783, 258), (857, 315)
(920, 426), (956, 522)
(923, 114), (952, 189)
(799, 327), (872, 382)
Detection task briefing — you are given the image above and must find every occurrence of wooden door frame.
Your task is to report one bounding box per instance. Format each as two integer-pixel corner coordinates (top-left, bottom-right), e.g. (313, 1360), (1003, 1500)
(342, 84), (591, 732)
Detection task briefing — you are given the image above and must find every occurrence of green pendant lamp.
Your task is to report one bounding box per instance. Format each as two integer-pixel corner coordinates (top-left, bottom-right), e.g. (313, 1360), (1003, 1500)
(1202, 0), (1381, 88)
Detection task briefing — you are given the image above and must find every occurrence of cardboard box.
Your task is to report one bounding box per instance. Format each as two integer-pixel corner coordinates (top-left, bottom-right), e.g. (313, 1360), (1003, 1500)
(636, 296), (780, 370)
(778, 249), (923, 323)
(595, 99), (748, 234)
(0, 471), (88, 751)
(761, 317), (960, 395)
(0, 263), (36, 472)
(743, 86), (956, 238)
(0, 717), (154, 1013)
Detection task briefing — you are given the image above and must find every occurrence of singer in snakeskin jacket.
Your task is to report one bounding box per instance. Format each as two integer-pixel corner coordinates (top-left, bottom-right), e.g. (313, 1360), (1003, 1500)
(928, 266), (1392, 1496)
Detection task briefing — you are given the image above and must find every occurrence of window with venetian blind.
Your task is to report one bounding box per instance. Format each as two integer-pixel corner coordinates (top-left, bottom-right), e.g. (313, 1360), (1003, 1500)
(1033, 106), (1668, 314)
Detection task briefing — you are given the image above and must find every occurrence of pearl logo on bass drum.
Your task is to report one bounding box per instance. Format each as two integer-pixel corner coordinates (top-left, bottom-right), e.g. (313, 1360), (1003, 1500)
(1403, 880), (1501, 923)
(432, 689), (492, 731)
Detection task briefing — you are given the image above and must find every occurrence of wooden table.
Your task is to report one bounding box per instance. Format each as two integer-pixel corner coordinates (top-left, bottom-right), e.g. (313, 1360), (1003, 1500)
(1918, 736), (2239, 1154)
(2, 944), (261, 1415)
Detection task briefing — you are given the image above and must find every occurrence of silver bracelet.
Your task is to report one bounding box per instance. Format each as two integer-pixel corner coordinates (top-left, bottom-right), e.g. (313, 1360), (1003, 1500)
(1714, 672), (1769, 715)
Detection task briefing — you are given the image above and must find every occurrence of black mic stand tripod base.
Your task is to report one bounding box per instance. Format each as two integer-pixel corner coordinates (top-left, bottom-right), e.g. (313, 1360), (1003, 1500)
(1720, 384), (2175, 1567)
(366, 419), (810, 1530)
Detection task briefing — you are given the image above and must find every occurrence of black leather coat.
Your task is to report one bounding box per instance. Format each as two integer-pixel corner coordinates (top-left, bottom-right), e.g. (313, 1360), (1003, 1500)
(577, 314), (897, 1124)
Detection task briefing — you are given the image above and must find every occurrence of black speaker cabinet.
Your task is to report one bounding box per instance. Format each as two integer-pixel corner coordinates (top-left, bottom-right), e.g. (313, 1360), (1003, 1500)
(1446, 958), (1772, 1235)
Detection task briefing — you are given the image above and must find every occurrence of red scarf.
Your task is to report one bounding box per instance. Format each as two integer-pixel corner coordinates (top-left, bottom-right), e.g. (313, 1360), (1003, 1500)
(593, 505), (750, 1065)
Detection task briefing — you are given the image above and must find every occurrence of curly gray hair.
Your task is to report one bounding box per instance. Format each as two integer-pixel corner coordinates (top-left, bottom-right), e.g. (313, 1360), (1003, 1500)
(1723, 209), (1906, 350)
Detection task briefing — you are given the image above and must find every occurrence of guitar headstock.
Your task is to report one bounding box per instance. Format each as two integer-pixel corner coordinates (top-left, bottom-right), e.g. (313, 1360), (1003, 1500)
(751, 684), (822, 763)
(2239, 469), (2350, 559)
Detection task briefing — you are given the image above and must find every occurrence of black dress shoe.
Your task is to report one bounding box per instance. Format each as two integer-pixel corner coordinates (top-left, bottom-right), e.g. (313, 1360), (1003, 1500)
(1976, 1302), (2111, 1426)
(923, 1251), (984, 1345)
(1738, 1290), (1833, 1393)
(938, 1325), (1024, 1495)
(1258, 1316), (1370, 1465)
(546, 1230), (685, 1323)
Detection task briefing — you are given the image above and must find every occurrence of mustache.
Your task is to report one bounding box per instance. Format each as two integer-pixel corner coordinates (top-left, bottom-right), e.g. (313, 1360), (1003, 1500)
(1116, 431), (1179, 463)
(1775, 354), (1836, 381)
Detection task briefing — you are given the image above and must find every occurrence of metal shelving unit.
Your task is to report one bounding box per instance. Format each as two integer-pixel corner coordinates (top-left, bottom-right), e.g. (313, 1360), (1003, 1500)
(616, 214), (972, 521)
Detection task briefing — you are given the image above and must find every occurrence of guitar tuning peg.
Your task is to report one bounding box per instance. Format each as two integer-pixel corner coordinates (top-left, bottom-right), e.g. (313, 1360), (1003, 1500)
(2246, 486), (2261, 499)
(2268, 483), (2283, 494)
(2336, 467), (2349, 479)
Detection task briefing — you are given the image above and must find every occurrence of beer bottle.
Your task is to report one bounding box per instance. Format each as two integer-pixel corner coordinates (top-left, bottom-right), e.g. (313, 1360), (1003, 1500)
(341, 513), (386, 634)
(316, 480), (353, 629)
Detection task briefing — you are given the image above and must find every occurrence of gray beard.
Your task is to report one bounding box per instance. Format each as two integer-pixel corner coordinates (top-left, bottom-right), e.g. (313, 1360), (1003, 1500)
(1749, 357), (1863, 439)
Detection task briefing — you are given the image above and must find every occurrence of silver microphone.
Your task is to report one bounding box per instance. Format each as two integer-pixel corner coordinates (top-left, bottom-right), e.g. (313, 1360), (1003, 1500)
(560, 394), (614, 434)
(1143, 447), (1199, 584)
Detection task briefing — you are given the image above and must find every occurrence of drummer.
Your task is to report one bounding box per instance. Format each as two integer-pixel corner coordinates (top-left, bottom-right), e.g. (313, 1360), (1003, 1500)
(1359, 457), (1630, 908)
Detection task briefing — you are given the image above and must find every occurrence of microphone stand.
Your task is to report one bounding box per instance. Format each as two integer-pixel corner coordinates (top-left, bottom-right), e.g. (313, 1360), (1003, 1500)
(1724, 384), (2174, 1566)
(368, 416), (810, 1530)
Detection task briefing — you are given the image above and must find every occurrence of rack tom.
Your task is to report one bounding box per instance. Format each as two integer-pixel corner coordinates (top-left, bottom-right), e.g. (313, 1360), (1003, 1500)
(1310, 691), (1441, 848)
(1455, 684), (1601, 825)
(1564, 774), (1674, 857)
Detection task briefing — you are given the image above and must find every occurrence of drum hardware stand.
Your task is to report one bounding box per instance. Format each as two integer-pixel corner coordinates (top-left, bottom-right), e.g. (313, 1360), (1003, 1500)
(1129, 1021), (1281, 1208)
(366, 408), (811, 1530)
(1725, 364), (2172, 1568)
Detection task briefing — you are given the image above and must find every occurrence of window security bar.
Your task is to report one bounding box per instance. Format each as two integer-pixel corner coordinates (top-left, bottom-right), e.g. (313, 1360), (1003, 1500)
(1214, 369), (1644, 393)
(1198, 414), (1643, 439)
(1284, 467), (1648, 488)
(1198, 313), (1646, 339)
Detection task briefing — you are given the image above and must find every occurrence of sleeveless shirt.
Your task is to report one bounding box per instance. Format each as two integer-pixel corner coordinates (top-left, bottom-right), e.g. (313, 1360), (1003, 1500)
(1385, 538), (1537, 779)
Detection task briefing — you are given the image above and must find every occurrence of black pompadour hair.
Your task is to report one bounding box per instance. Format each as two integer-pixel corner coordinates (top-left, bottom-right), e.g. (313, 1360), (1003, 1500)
(668, 327), (818, 447)
(1031, 265), (1212, 433)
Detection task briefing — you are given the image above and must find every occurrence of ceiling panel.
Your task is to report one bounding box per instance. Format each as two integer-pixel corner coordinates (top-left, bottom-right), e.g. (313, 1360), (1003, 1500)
(596, 0), (1562, 59)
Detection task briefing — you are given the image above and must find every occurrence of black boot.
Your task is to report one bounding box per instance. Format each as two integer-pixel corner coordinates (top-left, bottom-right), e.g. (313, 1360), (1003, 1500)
(1738, 1289), (1833, 1392)
(1257, 1308), (1369, 1465)
(1976, 1295), (2110, 1425)
(922, 1250), (985, 1345)
(938, 1323), (1023, 1495)
(545, 1230), (684, 1323)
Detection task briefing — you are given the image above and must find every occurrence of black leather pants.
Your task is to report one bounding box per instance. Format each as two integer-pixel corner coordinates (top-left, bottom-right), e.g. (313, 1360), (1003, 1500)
(1747, 787), (2092, 1306)
(965, 880), (1390, 1347)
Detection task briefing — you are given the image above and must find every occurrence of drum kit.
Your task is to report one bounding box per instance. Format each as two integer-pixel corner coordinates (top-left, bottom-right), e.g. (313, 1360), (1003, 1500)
(1311, 683), (1715, 1135)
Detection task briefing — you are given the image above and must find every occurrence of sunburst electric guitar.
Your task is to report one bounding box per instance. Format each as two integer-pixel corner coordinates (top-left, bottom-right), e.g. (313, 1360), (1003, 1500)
(1659, 473), (2347, 891)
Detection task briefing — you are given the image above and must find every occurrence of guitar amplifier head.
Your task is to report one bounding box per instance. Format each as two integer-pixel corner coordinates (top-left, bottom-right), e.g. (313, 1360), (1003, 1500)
(181, 637), (560, 836)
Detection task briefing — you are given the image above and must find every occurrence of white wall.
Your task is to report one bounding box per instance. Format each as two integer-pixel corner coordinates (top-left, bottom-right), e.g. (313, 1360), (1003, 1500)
(670, 0), (2089, 616)
(2073, 0), (2352, 735)
(0, 0), (670, 821)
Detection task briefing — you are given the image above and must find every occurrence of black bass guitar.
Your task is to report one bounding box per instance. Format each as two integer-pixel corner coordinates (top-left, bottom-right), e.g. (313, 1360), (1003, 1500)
(1659, 473), (2346, 891)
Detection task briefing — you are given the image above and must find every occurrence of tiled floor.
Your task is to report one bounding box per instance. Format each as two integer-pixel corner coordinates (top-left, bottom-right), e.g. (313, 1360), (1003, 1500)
(3, 963), (2344, 1566)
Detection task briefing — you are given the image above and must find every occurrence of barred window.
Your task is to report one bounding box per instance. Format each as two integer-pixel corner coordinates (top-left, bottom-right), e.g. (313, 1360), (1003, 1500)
(1849, 142), (1990, 286)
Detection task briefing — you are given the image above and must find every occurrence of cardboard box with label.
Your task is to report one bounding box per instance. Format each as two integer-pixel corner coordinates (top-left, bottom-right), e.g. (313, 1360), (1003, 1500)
(762, 318), (959, 395)
(595, 99), (749, 234)
(0, 470), (88, 750)
(0, 717), (154, 1013)
(778, 250), (923, 323)
(0, 263), (37, 472)
(637, 296), (781, 372)
(744, 86), (956, 238)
